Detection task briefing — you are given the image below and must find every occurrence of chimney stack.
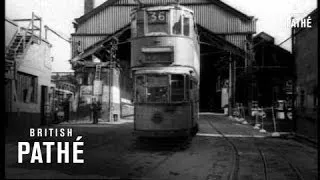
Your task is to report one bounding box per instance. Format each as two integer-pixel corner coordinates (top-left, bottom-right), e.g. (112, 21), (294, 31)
(84, 0), (94, 14)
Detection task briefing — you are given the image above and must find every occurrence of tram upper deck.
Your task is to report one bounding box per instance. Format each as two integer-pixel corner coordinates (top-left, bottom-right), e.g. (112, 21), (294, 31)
(130, 5), (200, 74)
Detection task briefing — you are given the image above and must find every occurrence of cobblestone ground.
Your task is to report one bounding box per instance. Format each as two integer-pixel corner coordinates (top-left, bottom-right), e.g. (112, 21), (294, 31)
(5, 114), (317, 179)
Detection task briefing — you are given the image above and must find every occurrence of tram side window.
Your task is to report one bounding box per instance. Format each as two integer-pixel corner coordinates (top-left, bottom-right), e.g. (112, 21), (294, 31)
(137, 11), (144, 37)
(186, 75), (190, 99)
(131, 14), (137, 37)
(171, 74), (184, 102)
(146, 75), (168, 103)
(135, 75), (146, 103)
(183, 17), (190, 36)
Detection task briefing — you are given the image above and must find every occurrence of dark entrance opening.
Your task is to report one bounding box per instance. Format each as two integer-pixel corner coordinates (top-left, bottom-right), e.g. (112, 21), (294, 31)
(40, 85), (48, 125)
(198, 25), (231, 113)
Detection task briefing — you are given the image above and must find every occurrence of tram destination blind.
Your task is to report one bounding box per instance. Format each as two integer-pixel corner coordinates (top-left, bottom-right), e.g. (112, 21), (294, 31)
(147, 11), (168, 24)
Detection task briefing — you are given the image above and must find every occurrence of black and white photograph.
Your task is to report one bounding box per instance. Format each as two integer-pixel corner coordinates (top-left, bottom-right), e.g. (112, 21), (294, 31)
(4, 0), (318, 179)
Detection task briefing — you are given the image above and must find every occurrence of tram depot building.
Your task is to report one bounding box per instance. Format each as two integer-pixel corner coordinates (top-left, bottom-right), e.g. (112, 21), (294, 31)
(70, 0), (258, 121)
(70, 0), (298, 120)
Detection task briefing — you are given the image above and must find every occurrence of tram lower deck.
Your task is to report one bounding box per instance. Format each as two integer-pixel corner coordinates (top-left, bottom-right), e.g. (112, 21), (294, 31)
(133, 67), (199, 137)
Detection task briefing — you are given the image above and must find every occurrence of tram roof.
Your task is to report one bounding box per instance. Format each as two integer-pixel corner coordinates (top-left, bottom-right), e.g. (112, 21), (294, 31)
(131, 5), (194, 14)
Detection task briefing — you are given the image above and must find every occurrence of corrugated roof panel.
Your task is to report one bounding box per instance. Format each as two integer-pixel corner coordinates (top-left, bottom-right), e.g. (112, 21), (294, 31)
(78, 6), (133, 34)
(72, 2), (256, 57)
(115, 0), (210, 5)
(225, 35), (246, 49)
(77, 3), (255, 34)
(188, 5), (255, 33)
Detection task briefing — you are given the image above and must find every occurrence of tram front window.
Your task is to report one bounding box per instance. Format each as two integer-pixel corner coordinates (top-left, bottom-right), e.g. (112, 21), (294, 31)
(135, 74), (191, 103)
(146, 75), (168, 102)
(172, 10), (182, 35)
(147, 10), (169, 34)
(147, 87), (168, 102)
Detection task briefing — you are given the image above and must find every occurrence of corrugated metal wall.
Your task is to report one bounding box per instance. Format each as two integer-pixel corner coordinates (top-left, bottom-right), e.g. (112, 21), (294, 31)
(72, 0), (256, 57)
(115, 0), (209, 5)
(71, 36), (106, 57)
(225, 35), (247, 49)
(189, 5), (256, 34)
(77, 6), (132, 34)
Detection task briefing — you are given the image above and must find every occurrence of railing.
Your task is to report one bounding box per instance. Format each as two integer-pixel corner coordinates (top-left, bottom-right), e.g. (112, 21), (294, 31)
(231, 103), (294, 136)
(7, 12), (43, 79)
(11, 12), (42, 58)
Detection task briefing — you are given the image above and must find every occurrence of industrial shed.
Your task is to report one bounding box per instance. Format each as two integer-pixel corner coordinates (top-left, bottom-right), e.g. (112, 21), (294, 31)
(292, 8), (318, 142)
(70, 0), (256, 118)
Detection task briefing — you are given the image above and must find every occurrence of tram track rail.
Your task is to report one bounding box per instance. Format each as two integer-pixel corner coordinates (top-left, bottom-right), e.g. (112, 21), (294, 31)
(137, 136), (192, 177)
(206, 119), (240, 180)
(251, 137), (269, 180)
(61, 128), (193, 178)
(255, 140), (306, 180)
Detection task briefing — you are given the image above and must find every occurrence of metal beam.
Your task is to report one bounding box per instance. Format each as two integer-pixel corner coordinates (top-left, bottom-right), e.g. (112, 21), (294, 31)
(13, 18), (41, 21)
(69, 24), (130, 63)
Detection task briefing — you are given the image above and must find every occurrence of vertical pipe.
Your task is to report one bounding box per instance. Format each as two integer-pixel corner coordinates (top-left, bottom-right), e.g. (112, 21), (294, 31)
(109, 63), (112, 122)
(31, 12), (34, 44)
(233, 58), (236, 107)
(291, 24), (297, 133)
(40, 17), (42, 44)
(228, 52), (232, 116)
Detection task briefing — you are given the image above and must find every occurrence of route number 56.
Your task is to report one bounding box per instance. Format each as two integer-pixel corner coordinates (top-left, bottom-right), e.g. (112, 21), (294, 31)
(148, 11), (167, 23)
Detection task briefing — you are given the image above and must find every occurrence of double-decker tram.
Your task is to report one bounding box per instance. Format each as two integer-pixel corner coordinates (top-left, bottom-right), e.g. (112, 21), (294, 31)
(130, 4), (200, 137)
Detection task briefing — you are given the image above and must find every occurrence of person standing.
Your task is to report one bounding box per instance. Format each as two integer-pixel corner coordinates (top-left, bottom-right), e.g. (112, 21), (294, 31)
(91, 98), (101, 124)
(63, 98), (70, 122)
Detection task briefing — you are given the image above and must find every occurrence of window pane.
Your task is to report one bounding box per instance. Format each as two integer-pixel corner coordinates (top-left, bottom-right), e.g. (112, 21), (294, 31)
(137, 23), (144, 37)
(17, 72), (37, 103)
(183, 17), (190, 36)
(186, 76), (189, 99)
(131, 14), (137, 37)
(147, 74), (168, 87)
(135, 75), (146, 103)
(148, 24), (169, 34)
(172, 10), (182, 35)
(147, 87), (168, 103)
(146, 74), (168, 103)
(171, 74), (184, 101)
(137, 11), (144, 36)
(145, 52), (172, 63)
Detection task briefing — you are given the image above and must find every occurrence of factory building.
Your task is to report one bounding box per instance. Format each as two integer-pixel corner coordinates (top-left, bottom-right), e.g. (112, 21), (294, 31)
(5, 14), (53, 131)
